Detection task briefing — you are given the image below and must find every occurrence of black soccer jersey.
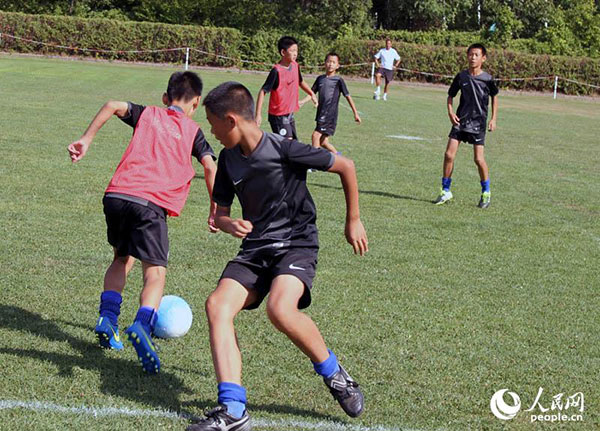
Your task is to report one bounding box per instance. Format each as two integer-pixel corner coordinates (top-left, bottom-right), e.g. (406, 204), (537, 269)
(311, 75), (350, 124)
(448, 70), (498, 133)
(120, 102), (216, 162)
(212, 133), (335, 250)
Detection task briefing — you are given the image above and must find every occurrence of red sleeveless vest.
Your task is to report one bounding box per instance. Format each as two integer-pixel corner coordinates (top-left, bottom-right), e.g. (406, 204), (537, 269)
(268, 61), (300, 116)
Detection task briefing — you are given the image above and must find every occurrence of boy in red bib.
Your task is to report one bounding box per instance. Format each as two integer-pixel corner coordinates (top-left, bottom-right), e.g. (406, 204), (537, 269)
(68, 71), (217, 374)
(255, 36), (318, 139)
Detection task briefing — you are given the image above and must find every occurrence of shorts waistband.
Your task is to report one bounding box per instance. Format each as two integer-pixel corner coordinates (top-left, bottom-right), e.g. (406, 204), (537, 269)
(104, 193), (166, 216)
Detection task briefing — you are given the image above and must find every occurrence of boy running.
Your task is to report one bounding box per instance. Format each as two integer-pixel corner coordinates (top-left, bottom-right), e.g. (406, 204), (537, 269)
(373, 38), (401, 101)
(187, 81), (368, 431)
(68, 71), (217, 374)
(301, 52), (361, 154)
(255, 36), (318, 140)
(434, 43), (499, 208)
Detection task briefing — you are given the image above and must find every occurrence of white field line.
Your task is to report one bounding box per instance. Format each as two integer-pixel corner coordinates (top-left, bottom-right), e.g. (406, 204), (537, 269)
(386, 135), (427, 141)
(0, 399), (419, 431)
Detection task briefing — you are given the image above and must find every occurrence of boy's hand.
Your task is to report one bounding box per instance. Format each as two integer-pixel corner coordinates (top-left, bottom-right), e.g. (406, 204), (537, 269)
(208, 213), (220, 233)
(448, 112), (460, 126)
(255, 116), (262, 127)
(228, 219), (253, 239)
(311, 93), (318, 107)
(68, 138), (91, 162)
(345, 218), (368, 256)
(488, 119), (497, 132)
(354, 114), (362, 124)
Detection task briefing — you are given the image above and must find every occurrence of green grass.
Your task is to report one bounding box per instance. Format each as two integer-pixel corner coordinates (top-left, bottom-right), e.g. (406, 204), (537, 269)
(0, 54), (598, 430)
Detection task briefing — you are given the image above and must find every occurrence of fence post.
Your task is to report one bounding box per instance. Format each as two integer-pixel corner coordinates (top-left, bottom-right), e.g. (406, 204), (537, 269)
(370, 62), (375, 85)
(553, 76), (558, 99)
(185, 47), (190, 71)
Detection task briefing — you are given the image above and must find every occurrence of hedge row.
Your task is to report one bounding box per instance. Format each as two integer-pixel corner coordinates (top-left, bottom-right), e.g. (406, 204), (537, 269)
(1, 12), (599, 95)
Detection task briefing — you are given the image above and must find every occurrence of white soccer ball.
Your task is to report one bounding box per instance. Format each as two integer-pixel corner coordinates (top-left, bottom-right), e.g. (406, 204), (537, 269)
(154, 295), (193, 339)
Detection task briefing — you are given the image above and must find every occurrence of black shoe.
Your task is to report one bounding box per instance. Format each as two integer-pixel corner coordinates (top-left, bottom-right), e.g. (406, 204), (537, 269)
(186, 406), (251, 431)
(323, 365), (364, 417)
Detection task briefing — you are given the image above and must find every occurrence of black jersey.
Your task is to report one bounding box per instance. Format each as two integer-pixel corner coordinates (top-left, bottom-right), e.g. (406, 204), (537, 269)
(448, 70), (498, 133)
(212, 132), (335, 250)
(311, 75), (350, 123)
(120, 103), (215, 162)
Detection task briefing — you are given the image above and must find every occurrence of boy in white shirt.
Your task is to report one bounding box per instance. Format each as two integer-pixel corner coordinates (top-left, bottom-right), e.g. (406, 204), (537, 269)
(373, 38), (401, 101)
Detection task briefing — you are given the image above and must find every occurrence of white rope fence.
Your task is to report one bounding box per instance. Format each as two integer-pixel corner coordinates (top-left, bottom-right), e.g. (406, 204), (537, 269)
(1, 32), (598, 97)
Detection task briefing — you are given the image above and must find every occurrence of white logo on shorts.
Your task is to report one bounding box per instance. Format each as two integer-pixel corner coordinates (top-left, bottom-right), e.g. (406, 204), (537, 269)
(279, 128), (288, 136)
(289, 264), (305, 271)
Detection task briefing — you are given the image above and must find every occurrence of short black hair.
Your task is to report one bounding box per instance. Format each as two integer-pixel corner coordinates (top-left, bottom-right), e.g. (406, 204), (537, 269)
(166, 71), (203, 103)
(467, 43), (487, 56)
(203, 81), (255, 121)
(325, 52), (339, 62)
(278, 36), (298, 53)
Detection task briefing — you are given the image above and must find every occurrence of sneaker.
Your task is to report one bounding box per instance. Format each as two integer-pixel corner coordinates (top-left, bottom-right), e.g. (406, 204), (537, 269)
(186, 406), (251, 431)
(434, 189), (453, 205)
(478, 191), (491, 209)
(125, 321), (160, 374)
(383, 93), (388, 101)
(323, 365), (364, 418)
(373, 92), (380, 100)
(95, 316), (123, 350)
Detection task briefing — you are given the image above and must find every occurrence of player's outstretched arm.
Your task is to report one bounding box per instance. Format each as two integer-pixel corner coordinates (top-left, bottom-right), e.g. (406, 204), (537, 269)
(215, 205), (253, 239)
(346, 96), (361, 123)
(201, 155), (219, 233)
(68, 101), (129, 162)
(447, 96), (460, 126)
(255, 90), (266, 127)
(488, 95), (498, 132)
(327, 155), (368, 256)
(299, 94), (312, 107)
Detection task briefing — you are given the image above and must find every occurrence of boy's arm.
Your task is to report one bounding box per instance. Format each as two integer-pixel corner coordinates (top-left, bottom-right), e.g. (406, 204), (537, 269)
(255, 89), (267, 127)
(68, 101), (129, 162)
(327, 155), (368, 256)
(345, 95), (361, 123)
(299, 81), (318, 107)
(299, 94), (312, 108)
(488, 95), (498, 131)
(200, 155), (219, 233)
(215, 205), (253, 238)
(447, 96), (460, 126)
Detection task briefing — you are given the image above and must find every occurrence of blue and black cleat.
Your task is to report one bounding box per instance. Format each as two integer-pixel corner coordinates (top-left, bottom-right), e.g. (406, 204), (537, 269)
(95, 316), (124, 350)
(125, 321), (160, 374)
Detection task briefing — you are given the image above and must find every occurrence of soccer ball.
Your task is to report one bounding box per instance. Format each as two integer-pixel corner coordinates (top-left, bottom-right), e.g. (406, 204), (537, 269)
(154, 295), (193, 339)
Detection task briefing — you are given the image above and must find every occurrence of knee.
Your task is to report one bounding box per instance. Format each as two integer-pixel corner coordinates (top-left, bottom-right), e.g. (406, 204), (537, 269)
(474, 155), (486, 167)
(444, 151), (455, 163)
(205, 291), (235, 324)
(266, 301), (293, 330)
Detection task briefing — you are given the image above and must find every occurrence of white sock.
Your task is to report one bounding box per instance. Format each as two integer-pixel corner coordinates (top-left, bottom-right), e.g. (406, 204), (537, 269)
(375, 86), (380, 94)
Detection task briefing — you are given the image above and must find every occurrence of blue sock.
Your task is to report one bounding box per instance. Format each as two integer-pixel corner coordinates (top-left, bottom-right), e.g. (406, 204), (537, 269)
(99, 291), (122, 327)
(134, 306), (156, 335)
(312, 349), (340, 379)
(442, 177), (452, 191)
(481, 179), (490, 193)
(218, 382), (247, 419)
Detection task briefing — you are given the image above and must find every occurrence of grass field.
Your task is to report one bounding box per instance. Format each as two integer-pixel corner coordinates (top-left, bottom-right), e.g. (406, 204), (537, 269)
(0, 54), (598, 431)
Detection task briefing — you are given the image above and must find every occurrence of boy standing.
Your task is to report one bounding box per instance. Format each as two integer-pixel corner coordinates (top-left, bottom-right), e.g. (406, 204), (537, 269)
(187, 82), (368, 431)
(301, 52), (361, 154)
(255, 36), (318, 140)
(434, 43), (499, 209)
(68, 71), (217, 374)
(373, 38), (401, 101)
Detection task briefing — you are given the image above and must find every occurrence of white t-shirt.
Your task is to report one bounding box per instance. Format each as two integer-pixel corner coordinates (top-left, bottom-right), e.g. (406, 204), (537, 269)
(374, 48), (400, 70)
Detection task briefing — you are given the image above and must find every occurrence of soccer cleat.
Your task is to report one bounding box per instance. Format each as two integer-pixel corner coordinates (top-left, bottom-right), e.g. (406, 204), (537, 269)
(373, 92), (380, 100)
(186, 406), (251, 431)
(383, 93), (388, 101)
(125, 321), (160, 374)
(95, 316), (123, 350)
(323, 365), (364, 418)
(434, 189), (453, 205)
(478, 191), (491, 209)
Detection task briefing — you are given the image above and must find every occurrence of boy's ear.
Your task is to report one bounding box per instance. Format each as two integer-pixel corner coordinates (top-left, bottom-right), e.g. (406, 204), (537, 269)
(193, 95), (202, 109)
(162, 93), (169, 106)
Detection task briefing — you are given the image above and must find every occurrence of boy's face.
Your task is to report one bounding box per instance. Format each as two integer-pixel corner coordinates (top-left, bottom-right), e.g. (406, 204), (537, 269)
(467, 48), (486, 69)
(325, 55), (339, 73)
(281, 44), (298, 63)
(205, 108), (238, 149)
(386, 40), (392, 49)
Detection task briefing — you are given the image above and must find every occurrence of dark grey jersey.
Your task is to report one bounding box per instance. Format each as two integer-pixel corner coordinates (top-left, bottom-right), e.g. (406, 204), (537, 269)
(213, 133), (335, 250)
(311, 75), (350, 123)
(448, 70), (498, 133)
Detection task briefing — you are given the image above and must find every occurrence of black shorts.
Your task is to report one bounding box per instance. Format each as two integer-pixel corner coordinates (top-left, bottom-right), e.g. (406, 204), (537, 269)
(377, 68), (394, 84)
(268, 113), (297, 140)
(315, 121), (337, 136)
(103, 195), (169, 267)
(449, 127), (486, 146)
(220, 246), (318, 310)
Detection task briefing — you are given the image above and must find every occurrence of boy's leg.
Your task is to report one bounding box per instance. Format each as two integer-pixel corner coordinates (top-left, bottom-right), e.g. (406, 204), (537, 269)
(124, 261), (166, 374)
(374, 73), (381, 99)
(434, 138), (459, 204)
(95, 250), (135, 350)
(311, 130), (322, 148)
(473, 144), (491, 208)
(320, 135), (337, 154)
(266, 275), (364, 417)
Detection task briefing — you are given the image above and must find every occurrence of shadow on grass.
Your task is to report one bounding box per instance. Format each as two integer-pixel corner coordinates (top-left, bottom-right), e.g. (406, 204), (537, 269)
(0, 304), (193, 412)
(311, 182), (434, 203)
